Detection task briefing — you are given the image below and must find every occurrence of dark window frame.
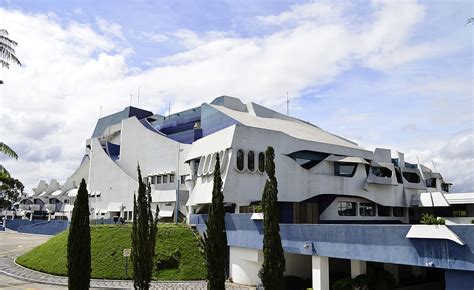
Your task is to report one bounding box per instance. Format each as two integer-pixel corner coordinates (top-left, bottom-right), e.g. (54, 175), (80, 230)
(372, 166), (392, 178)
(157, 175), (162, 184)
(334, 162), (358, 177)
(359, 202), (376, 216)
(393, 207), (404, 217)
(247, 151), (255, 172)
(377, 204), (391, 217)
(338, 201), (357, 216)
(258, 152), (265, 173)
(402, 172), (421, 183)
(236, 149), (245, 171)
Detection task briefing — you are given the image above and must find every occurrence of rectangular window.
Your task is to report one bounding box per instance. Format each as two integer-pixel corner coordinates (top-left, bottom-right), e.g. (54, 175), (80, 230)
(334, 162), (357, 177)
(393, 207), (404, 217)
(360, 203), (376, 216)
(180, 175), (186, 184)
(377, 205), (391, 217)
(169, 174), (175, 183)
(157, 175), (162, 184)
(425, 178), (436, 188)
(163, 175), (168, 183)
(165, 202), (173, 206)
(338, 201), (357, 216)
(151, 176), (156, 184)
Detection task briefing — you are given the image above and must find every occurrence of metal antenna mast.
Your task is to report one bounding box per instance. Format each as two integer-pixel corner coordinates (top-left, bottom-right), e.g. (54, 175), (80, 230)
(137, 86), (140, 106)
(286, 92), (289, 116)
(129, 94), (133, 106)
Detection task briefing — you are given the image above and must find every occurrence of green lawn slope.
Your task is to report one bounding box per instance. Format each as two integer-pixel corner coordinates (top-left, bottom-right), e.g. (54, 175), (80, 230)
(16, 224), (206, 280)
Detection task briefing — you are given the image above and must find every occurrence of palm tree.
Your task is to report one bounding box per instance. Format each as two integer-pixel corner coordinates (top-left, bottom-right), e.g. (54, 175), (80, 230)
(0, 29), (21, 69)
(0, 143), (18, 160)
(0, 29), (21, 159)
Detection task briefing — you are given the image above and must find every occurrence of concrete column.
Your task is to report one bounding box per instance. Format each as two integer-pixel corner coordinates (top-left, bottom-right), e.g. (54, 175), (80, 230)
(312, 256), (329, 290)
(351, 259), (367, 278)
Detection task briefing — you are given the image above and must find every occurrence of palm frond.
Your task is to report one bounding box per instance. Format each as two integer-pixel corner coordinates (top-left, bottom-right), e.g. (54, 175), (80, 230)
(0, 142), (18, 160)
(0, 47), (21, 66)
(0, 59), (9, 68)
(0, 35), (18, 48)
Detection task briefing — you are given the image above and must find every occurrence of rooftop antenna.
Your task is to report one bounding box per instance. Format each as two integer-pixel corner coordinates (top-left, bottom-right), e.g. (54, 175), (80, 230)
(99, 106), (102, 118)
(129, 93), (133, 106)
(137, 86), (140, 106)
(417, 156), (425, 181)
(168, 101), (171, 116)
(286, 92), (289, 116)
(431, 160), (438, 172)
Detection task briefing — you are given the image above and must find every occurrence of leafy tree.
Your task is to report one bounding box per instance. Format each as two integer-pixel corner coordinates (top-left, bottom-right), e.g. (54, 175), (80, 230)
(202, 153), (227, 290)
(258, 146), (285, 289)
(0, 165), (24, 209)
(0, 142), (18, 159)
(67, 179), (91, 290)
(131, 165), (158, 290)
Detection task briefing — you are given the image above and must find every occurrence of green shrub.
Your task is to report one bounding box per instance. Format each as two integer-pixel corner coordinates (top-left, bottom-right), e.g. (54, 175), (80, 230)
(332, 277), (353, 290)
(471, 219), (474, 224)
(156, 249), (180, 269)
(252, 204), (263, 213)
(420, 213), (445, 225)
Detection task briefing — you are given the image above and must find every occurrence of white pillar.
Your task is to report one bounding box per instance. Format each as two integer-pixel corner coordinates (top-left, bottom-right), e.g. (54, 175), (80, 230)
(351, 260), (367, 278)
(312, 256), (329, 290)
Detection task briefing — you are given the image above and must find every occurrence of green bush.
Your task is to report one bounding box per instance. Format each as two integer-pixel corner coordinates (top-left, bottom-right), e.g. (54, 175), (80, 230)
(471, 219), (474, 224)
(156, 249), (180, 269)
(332, 277), (353, 290)
(420, 213), (445, 225)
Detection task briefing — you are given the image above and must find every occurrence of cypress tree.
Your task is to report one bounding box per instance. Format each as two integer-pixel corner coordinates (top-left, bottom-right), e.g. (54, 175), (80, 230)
(67, 178), (91, 290)
(258, 146), (285, 290)
(131, 165), (158, 290)
(203, 153), (227, 290)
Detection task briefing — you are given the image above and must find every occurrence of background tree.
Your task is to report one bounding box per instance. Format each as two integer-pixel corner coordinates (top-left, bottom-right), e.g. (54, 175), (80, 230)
(202, 153), (227, 290)
(67, 178), (91, 290)
(0, 165), (24, 209)
(131, 165), (158, 290)
(258, 146), (285, 290)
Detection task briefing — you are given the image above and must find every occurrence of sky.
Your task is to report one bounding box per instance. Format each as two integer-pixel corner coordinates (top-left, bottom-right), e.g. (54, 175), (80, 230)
(0, 0), (473, 193)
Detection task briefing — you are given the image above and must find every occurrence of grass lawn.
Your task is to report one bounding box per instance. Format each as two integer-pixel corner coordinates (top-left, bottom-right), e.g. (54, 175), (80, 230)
(16, 224), (206, 280)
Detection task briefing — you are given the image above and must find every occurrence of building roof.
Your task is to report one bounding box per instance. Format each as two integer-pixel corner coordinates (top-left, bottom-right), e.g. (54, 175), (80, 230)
(209, 96), (363, 150)
(91, 106), (154, 138)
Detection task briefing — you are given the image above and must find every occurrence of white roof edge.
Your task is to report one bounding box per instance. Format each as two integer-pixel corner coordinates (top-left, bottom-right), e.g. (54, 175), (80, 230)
(444, 192), (474, 204)
(406, 225), (465, 245)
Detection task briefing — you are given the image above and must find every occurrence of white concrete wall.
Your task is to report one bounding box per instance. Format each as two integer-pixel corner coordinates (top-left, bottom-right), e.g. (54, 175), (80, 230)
(229, 247), (263, 286)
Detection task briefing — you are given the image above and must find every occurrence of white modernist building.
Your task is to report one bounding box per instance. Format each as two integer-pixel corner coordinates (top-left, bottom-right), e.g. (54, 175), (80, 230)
(16, 96), (474, 289)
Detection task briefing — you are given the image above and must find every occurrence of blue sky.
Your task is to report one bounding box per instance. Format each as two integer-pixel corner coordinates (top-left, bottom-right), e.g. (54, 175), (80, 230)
(0, 0), (473, 192)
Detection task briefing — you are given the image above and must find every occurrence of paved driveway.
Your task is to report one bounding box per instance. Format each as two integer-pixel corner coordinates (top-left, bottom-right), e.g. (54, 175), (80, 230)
(0, 231), (64, 289)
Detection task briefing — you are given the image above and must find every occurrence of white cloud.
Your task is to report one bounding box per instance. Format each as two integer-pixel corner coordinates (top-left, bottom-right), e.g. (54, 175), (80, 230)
(0, 1), (470, 192)
(258, 1), (344, 26)
(141, 32), (169, 43)
(403, 131), (474, 193)
(96, 17), (123, 39)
